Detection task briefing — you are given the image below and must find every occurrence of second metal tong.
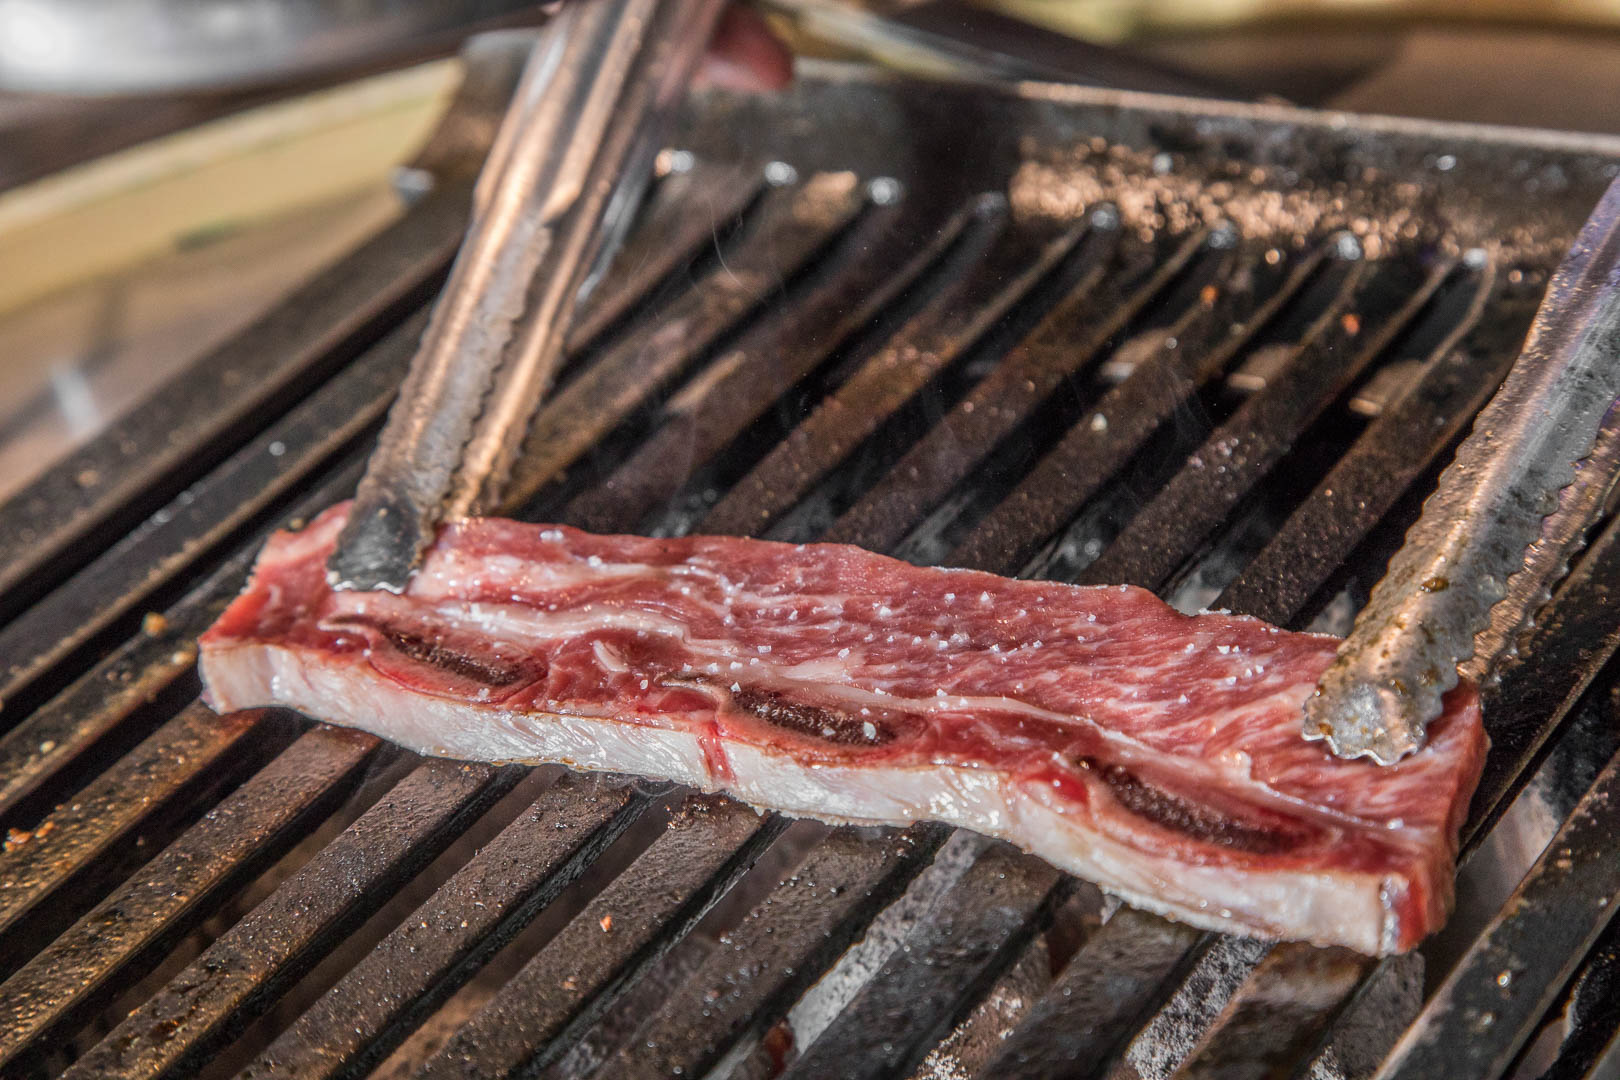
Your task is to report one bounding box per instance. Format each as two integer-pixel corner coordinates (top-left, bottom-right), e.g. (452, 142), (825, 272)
(328, 0), (728, 593)
(1307, 176), (1620, 764)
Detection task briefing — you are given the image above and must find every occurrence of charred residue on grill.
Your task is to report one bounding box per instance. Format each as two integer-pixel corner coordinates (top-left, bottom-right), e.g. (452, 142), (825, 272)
(1088, 758), (1304, 854)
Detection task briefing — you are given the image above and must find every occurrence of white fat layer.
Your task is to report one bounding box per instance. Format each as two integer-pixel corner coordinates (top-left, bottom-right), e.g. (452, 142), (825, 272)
(202, 641), (1393, 956)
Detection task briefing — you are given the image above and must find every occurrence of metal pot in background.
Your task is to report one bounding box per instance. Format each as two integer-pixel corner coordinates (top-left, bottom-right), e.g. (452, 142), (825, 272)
(0, 0), (549, 94)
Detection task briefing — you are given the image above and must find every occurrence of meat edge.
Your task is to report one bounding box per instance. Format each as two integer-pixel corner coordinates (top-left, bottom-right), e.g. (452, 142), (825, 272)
(201, 638), (1435, 955)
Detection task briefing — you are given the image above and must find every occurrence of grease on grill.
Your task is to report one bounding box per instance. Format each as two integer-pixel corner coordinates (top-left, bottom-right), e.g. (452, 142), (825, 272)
(1096, 761), (1304, 854)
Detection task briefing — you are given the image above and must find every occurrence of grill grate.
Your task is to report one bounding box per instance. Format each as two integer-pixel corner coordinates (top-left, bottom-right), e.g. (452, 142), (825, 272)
(3, 44), (1620, 1080)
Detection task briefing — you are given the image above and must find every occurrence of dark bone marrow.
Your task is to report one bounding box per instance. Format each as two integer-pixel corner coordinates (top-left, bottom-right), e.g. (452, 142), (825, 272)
(1094, 761), (1307, 855)
(327, 615), (539, 688)
(727, 686), (907, 746)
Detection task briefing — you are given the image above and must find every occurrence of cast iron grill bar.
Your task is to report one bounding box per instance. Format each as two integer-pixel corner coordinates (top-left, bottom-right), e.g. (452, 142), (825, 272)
(0, 724), (381, 1076)
(1524, 912), (1620, 1080)
(698, 210), (1106, 537)
(1376, 743), (1620, 1080)
(414, 797), (786, 1080)
(63, 758), (521, 1080)
(239, 773), (650, 1080)
(945, 238), (1346, 576)
(1218, 263), (1518, 625)
(1168, 946), (1372, 1080)
(819, 218), (1217, 552)
(0, 705), (302, 980)
(974, 908), (1206, 1079)
(595, 823), (950, 1080)
(778, 843), (1067, 1080)
(562, 200), (976, 535)
(498, 174), (873, 512)
(1076, 255), (1456, 592)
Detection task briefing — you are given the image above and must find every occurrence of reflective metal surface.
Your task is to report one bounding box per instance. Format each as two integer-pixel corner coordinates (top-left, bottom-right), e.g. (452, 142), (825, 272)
(1306, 176), (1620, 763)
(0, 0), (544, 93)
(328, 0), (726, 592)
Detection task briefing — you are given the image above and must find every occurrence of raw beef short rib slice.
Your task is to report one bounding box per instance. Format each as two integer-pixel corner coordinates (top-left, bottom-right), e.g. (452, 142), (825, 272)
(199, 504), (1485, 955)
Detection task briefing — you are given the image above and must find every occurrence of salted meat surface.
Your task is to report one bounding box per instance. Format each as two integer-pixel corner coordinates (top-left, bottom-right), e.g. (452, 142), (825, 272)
(199, 504), (1486, 955)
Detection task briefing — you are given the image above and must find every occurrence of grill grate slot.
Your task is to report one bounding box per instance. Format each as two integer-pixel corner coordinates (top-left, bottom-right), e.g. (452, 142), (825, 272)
(1075, 255), (1453, 592)
(698, 209), (1098, 538)
(241, 773), (648, 1080)
(64, 758), (518, 1080)
(820, 217), (1207, 554)
(565, 197), (972, 537)
(1519, 912), (1620, 1080)
(948, 241), (1354, 577)
(0, 724), (379, 1076)
(974, 908), (1206, 1080)
(415, 796), (784, 1080)
(594, 824), (948, 1080)
(778, 843), (1065, 1080)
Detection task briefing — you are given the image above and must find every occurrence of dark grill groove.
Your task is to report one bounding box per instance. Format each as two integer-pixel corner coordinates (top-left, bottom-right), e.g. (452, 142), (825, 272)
(2, 49), (1620, 1080)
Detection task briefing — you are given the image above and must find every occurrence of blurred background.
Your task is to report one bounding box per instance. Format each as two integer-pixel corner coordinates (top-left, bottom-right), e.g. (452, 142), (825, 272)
(2, 0), (1619, 504)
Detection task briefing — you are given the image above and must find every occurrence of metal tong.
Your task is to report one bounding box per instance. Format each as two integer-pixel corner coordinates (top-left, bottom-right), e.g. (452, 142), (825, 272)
(328, 0), (727, 593)
(1306, 176), (1620, 764)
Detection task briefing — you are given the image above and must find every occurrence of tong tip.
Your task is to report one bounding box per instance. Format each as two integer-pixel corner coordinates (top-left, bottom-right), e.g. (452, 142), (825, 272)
(1301, 676), (1425, 766)
(325, 496), (426, 594)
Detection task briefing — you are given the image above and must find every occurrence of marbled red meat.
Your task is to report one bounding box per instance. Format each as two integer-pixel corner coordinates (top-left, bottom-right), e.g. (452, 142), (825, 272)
(199, 504), (1486, 954)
